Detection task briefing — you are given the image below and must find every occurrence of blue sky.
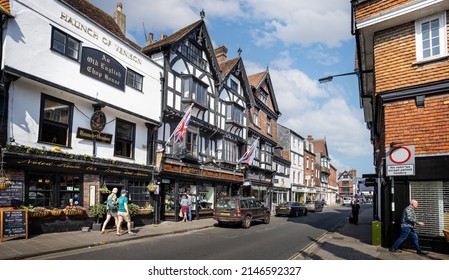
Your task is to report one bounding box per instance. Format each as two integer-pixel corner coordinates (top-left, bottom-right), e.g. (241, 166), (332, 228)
(90, 0), (374, 177)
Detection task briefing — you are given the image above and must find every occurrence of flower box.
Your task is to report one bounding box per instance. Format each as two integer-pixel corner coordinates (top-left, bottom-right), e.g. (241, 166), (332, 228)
(50, 209), (63, 217)
(28, 210), (50, 218)
(137, 209), (152, 215)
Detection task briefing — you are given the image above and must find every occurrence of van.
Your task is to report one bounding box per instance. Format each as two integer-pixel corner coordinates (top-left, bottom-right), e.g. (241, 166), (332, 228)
(342, 197), (352, 206)
(213, 196), (270, 228)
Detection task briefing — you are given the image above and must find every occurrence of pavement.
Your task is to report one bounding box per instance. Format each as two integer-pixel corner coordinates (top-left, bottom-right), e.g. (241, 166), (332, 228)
(1, 204), (448, 260)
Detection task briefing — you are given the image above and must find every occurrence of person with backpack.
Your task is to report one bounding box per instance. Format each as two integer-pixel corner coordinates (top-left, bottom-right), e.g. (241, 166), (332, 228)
(101, 187), (118, 234)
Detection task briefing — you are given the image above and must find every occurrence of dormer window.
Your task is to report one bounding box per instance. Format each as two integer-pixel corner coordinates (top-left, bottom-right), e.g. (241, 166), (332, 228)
(182, 75), (208, 108)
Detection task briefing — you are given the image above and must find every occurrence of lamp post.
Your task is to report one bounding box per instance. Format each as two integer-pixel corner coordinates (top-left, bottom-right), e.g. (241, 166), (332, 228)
(318, 71), (361, 84)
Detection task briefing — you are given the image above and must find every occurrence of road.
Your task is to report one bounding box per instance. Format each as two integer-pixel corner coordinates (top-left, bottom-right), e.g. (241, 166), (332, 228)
(29, 205), (356, 260)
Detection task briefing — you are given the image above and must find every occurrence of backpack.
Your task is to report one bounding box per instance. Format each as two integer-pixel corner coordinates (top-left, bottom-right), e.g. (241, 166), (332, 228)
(105, 196), (118, 211)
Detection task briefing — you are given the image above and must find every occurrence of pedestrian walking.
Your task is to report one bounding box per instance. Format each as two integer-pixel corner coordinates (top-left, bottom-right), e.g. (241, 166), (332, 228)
(101, 187), (118, 234)
(389, 199), (427, 255)
(187, 192), (192, 222)
(180, 194), (189, 222)
(116, 189), (136, 236)
(351, 199), (361, 225)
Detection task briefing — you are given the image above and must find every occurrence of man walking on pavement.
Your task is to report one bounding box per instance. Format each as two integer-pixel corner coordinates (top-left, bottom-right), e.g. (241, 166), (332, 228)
(389, 199), (427, 255)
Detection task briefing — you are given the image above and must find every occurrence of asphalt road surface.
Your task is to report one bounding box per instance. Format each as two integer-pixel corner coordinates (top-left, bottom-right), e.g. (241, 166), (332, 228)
(30, 205), (356, 260)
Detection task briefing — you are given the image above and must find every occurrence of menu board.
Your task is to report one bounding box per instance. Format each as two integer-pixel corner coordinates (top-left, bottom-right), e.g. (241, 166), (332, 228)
(0, 209), (28, 241)
(0, 180), (24, 207)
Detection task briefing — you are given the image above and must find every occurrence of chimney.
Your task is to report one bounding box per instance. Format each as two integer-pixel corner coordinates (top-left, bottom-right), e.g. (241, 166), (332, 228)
(214, 45), (228, 64)
(113, 2), (126, 35)
(160, 34), (167, 40)
(307, 135), (314, 141)
(145, 33), (154, 46)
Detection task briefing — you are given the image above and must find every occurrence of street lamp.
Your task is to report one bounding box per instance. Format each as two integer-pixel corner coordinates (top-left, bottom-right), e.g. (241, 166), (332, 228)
(318, 71), (360, 84)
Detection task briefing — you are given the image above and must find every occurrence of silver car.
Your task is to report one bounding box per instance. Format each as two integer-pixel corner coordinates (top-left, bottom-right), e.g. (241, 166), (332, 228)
(304, 200), (323, 212)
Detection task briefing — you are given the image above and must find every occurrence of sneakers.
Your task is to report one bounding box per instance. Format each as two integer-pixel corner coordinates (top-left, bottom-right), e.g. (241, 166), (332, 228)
(100, 230), (107, 234)
(116, 233), (122, 236)
(417, 251), (428, 255)
(128, 232), (136, 235)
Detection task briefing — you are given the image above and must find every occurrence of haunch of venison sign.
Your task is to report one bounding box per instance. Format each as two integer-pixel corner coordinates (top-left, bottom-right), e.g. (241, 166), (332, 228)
(80, 47), (126, 91)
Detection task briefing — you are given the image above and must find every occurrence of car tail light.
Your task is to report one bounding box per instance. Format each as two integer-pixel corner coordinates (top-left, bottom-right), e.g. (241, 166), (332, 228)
(236, 209), (241, 216)
(289, 207), (292, 210)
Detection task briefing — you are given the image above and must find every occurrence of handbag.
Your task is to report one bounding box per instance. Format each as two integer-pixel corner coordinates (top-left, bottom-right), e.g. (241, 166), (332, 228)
(179, 209), (183, 218)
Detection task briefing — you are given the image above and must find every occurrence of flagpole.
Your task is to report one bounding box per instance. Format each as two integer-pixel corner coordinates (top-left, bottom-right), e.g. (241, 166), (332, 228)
(164, 103), (194, 148)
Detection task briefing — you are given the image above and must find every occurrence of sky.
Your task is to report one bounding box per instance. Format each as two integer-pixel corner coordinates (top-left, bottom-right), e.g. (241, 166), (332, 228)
(90, 0), (374, 177)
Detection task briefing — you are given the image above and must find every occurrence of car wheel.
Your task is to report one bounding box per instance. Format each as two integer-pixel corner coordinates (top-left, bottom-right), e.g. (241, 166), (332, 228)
(242, 216), (252, 228)
(305, 209), (308, 216)
(263, 212), (270, 224)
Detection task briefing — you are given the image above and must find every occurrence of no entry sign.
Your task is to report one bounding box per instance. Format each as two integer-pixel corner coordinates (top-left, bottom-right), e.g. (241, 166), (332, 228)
(386, 145), (415, 176)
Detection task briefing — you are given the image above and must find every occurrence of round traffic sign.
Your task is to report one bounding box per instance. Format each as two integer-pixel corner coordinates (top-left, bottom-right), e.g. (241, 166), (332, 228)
(389, 146), (412, 164)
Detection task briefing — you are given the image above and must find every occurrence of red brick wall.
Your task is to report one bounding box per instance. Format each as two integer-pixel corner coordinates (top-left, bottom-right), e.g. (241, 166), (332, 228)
(374, 16), (449, 93)
(384, 94), (449, 155)
(355, 0), (415, 22)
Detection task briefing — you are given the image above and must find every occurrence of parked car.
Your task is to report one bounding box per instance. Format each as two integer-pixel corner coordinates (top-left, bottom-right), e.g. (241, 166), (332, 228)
(213, 196), (270, 228)
(342, 196), (352, 206)
(304, 200), (323, 212)
(275, 201), (308, 217)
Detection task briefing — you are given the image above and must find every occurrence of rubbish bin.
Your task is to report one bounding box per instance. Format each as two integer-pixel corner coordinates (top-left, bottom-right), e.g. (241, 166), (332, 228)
(372, 221), (382, 246)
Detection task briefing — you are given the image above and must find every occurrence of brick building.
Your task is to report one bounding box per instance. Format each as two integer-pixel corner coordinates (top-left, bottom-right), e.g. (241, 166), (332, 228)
(353, 0), (449, 252)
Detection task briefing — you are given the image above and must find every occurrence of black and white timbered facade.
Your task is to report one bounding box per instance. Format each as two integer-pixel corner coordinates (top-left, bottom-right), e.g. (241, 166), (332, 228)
(142, 17), (249, 220)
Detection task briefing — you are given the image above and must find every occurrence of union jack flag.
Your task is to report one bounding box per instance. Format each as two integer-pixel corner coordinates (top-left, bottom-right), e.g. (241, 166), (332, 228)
(240, 138), (259, 164)
(174, 105), (192, 143)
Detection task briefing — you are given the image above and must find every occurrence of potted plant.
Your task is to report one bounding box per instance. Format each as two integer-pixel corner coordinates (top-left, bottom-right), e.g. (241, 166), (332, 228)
(127, 203), (140, 217)
(90, 203), (106, 231)
(137, 202), (154, 215)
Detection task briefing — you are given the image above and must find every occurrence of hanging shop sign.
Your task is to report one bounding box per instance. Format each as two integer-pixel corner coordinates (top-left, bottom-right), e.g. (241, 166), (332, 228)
(76, 127), (112, 144)
(80, 47), (126, 91)
(0, 181), (23, 207)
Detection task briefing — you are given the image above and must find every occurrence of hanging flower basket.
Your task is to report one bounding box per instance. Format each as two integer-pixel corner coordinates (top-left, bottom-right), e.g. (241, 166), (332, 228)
(0, 176), (11, 191)
(99, 185), (111, 194)
(147, 184), (157, 192)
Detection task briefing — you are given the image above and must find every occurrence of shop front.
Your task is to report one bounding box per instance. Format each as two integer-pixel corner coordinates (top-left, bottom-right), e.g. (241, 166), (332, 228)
(0, 145), (154, 233)
(156, 158), (244, 221)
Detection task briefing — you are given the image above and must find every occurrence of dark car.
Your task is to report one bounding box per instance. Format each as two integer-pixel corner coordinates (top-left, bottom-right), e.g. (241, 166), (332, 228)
(213, 196), (270, 228)
(304, 200), (324, 212)
(275, 201), (308, 217)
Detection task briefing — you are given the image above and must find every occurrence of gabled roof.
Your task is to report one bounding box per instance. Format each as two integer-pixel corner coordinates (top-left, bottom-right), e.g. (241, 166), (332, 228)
(311, 138), (329, 157)
(248, 70), (281, 115)
(218, 56), (255, 107)
(142, 20), (202, 54)
(61, 0), (140, 50)
(142, 19), (222, 85)
(0, 0), (12, 17)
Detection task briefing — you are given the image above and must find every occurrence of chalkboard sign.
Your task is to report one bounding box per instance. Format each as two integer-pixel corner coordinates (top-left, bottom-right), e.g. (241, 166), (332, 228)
(0, 209), (28, 241)
(0, 180), (24, 207)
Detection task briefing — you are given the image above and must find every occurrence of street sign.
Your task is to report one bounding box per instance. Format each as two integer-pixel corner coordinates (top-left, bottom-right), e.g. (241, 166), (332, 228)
(386, 145), (415, 176)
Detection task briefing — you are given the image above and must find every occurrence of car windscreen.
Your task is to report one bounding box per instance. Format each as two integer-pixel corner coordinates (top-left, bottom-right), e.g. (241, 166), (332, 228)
(279, 202), (292, 206)
(216, 199), (237, 209)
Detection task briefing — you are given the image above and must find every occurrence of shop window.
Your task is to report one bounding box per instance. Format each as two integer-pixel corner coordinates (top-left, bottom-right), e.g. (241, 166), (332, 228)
(26, 174), (82, 208)
(39, 94), (73, 147)
(51, 27), (80, 60)
(114, 118), (135, 158)
(128, 180), (150, 208)
(126, 68), (143, 91)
